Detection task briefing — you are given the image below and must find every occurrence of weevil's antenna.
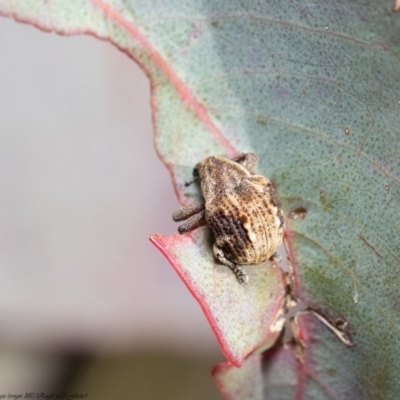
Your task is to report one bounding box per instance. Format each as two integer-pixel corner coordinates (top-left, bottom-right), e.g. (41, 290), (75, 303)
(184, 176), (199, 187)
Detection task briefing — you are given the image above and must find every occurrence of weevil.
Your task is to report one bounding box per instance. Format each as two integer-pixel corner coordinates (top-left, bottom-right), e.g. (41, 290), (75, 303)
(173, 153), (284, 284)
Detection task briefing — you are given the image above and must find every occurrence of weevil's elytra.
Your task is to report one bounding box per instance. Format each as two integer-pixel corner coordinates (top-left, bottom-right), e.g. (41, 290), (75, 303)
(172, 153), (284, 284)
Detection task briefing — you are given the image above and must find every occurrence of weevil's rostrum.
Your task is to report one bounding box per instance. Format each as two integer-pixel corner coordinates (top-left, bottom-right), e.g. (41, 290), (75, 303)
(172, 153), (284, 284)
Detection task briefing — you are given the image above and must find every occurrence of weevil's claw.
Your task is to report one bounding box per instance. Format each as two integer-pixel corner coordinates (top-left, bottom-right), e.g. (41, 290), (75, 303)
(270, 252), (282, 262)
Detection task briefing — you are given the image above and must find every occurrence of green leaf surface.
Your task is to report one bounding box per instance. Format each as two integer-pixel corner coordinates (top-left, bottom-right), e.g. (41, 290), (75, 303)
(213, 314), (365, 400)
(1, 1), (400, 398)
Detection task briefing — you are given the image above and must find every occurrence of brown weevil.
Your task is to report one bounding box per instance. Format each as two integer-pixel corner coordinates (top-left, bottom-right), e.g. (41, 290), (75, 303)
(172, 153), (284, 284)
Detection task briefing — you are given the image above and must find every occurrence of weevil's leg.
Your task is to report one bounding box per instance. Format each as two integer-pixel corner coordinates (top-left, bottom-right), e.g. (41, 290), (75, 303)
(231, 153), (258, 174)
(213, 244), (249, 284)
(172, 203), (205, 222)
(177, 210), (206, 234)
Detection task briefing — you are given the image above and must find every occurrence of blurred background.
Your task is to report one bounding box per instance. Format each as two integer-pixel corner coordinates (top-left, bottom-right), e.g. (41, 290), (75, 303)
(0, 17), (222, 399)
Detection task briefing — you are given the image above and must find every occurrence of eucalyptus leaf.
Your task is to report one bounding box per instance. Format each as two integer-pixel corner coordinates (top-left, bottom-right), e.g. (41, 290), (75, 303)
(1, 1), (400, 398)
